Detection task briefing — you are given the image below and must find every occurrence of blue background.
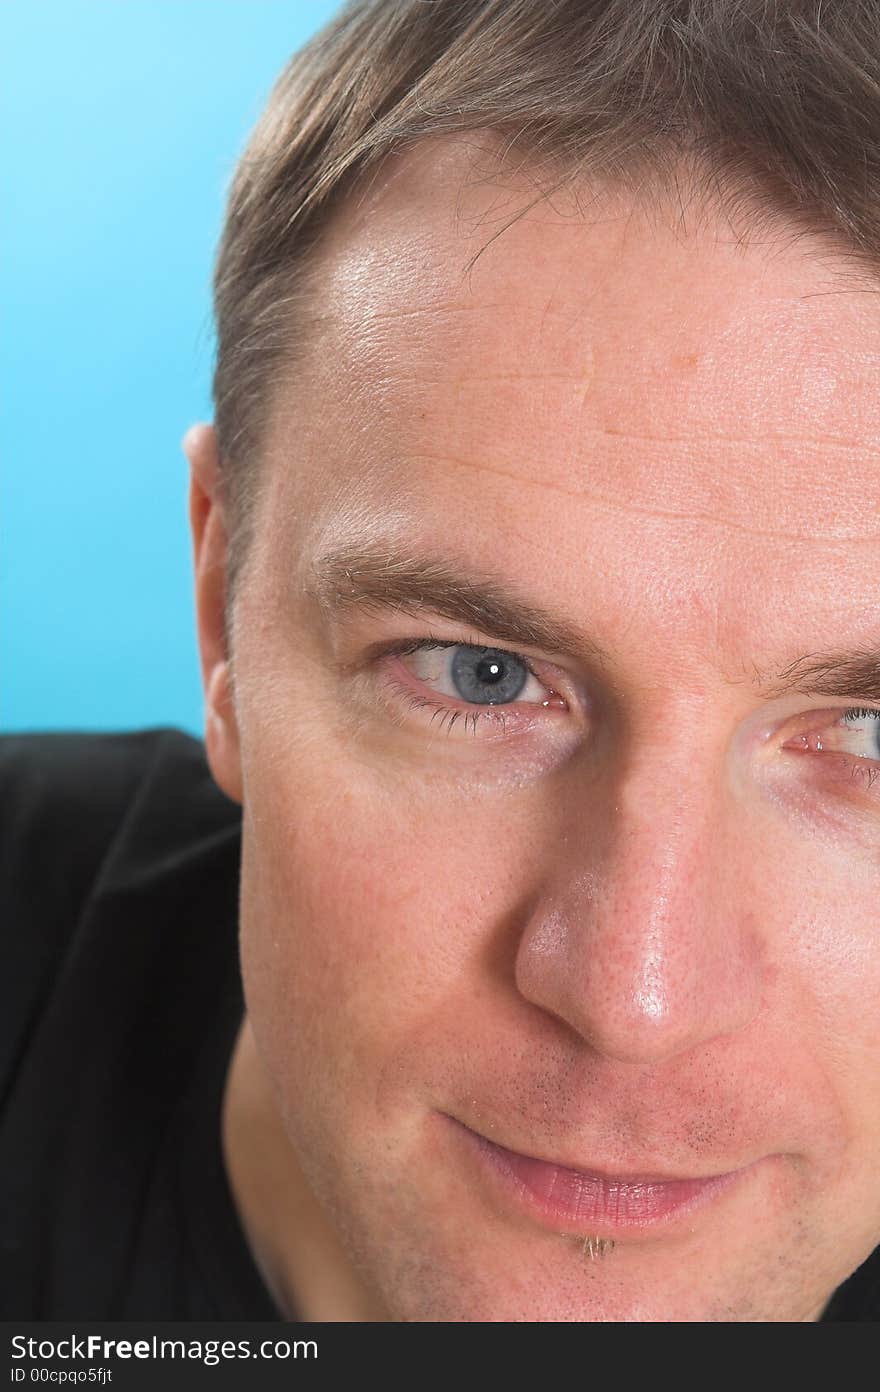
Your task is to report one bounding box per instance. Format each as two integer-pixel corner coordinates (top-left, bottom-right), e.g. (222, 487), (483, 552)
(3, 1), (340, 735)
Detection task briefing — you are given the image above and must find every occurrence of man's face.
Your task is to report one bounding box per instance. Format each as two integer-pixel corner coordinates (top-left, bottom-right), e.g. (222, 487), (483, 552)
(207, 138), (880, 1320)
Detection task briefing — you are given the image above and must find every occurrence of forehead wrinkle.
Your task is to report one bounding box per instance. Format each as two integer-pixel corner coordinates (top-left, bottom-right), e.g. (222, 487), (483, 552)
(315, 290), (880, 549)
(343, 298), (516, 328)
(404, 449), (880, 546)
(318, 182), (880, 429)
(594, 425), (874, 451)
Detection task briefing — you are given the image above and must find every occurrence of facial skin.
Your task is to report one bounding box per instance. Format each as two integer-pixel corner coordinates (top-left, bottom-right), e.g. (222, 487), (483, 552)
(188, 134), (880, 1321)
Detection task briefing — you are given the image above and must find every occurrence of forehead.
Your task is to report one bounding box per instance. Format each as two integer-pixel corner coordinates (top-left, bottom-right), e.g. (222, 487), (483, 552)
(291, 135), (880, 513)
(310, 138), (878, 421)
(260, 136), (880, 661)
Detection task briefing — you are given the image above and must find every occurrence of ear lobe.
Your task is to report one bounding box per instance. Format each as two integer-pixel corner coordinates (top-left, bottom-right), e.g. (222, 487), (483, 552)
(183, 422), (243, 805)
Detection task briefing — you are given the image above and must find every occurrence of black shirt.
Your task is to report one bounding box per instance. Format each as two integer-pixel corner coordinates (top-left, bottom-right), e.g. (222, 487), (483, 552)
(0, 727), (282, 1319)
(0, 727), (877, 1321)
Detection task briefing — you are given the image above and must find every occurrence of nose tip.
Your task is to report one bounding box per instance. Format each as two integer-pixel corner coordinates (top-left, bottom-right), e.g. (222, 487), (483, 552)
(513, 841), (766, 1067)
(511, 726), (773, 1066)
(515, 917), (729, 1065)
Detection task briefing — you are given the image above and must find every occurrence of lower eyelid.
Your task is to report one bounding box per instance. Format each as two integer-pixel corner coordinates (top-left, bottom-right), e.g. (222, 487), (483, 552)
(782, 729), (880, 797)
(848, 759), (880, 789)
(811, 752), (880, 800)
(398, 686), (516, 736)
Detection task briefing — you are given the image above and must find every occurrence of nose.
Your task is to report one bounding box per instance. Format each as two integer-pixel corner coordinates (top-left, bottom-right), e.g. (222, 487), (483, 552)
(513, 749), (766, 1066)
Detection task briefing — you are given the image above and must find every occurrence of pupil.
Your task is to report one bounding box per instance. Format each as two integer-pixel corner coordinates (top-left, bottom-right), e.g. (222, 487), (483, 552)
(478, 657), (503, 684)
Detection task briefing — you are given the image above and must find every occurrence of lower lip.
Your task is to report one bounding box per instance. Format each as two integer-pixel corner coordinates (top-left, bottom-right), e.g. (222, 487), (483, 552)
(445, 1116), (754, 1235)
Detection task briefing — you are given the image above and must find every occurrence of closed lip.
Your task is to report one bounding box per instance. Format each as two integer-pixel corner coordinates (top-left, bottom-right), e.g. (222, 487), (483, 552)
(443, 1113), (764, 1235)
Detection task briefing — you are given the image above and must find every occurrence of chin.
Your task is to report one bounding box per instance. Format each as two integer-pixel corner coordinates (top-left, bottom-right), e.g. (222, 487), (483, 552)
(326, 1188), (823, 1322)
(362, 1253), (794, 1323)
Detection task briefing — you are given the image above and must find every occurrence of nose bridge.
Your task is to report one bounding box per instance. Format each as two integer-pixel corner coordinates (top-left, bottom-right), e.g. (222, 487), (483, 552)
(514, 742), (765, 1064)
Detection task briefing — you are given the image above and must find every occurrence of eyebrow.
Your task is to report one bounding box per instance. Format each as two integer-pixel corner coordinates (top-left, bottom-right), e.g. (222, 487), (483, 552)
(305, 538), (880, 703)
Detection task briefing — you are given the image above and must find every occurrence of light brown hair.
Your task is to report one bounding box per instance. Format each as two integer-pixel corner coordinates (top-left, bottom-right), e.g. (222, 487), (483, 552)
(212, 0), (880, 623)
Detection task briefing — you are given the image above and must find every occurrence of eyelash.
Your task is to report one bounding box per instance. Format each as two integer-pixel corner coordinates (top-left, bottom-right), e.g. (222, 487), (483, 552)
(836, 707), (880, 790)
(842, 707), (880, 721)
(380, 636), (550, 738)
(377, 639), (880, 781)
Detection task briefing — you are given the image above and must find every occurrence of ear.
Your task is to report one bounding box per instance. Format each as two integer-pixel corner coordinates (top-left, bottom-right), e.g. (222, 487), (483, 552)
(184, 423), (243, 805)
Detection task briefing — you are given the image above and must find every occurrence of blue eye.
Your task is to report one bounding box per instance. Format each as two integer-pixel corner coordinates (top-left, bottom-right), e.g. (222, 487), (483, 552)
(379, 637), (564, 739)
(448, 646), (530, 705)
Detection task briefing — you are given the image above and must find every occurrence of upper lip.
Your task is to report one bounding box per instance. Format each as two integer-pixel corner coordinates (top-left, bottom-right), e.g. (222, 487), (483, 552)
(449, 1115), (750, 1185)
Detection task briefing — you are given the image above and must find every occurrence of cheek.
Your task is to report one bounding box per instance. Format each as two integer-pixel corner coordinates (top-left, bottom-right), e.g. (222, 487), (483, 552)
(236, 742), (526, 1116)
(783, 856), (880, 1029)
(763, 867), (880, 1215)
(790, 894), (880, 1131)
